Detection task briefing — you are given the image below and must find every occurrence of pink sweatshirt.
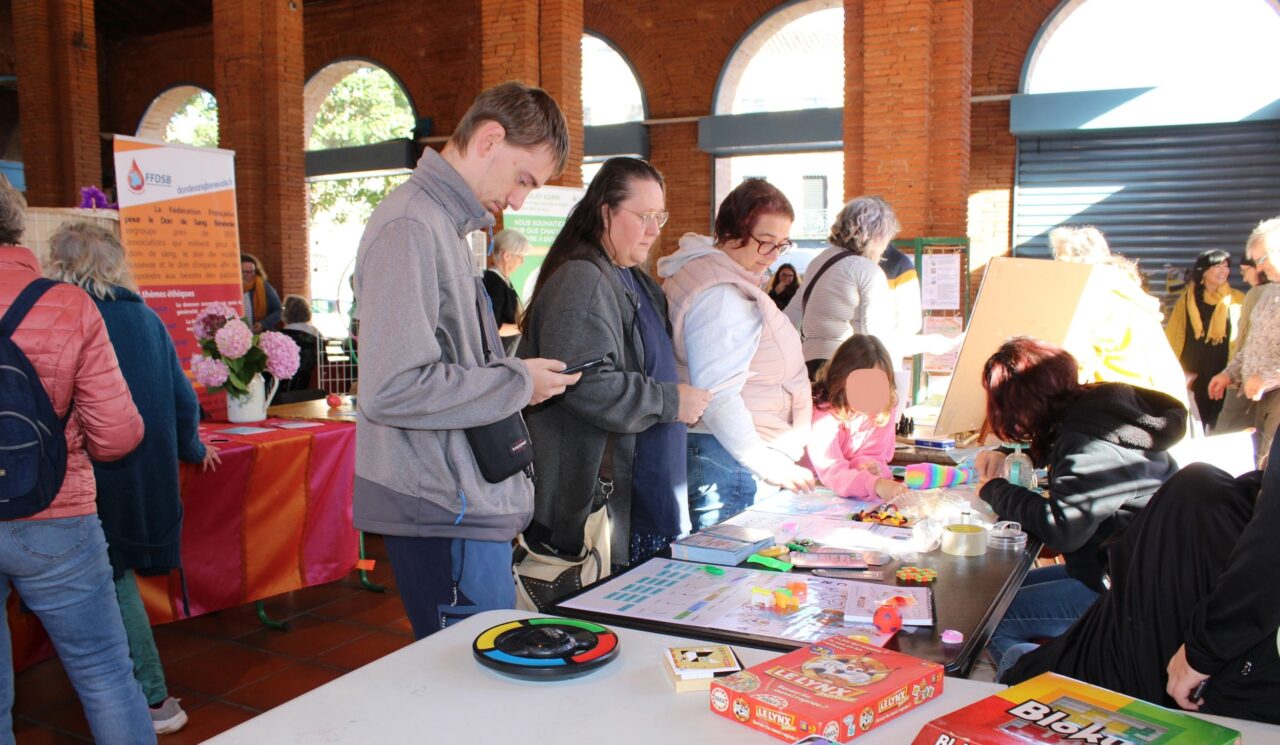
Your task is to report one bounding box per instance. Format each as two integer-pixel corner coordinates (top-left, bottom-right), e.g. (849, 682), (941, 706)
(806, 403), (896, 499)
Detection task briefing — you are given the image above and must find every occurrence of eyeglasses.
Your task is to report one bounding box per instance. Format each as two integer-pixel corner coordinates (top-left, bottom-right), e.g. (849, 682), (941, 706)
(619, 207), (669, 230)
(752, 235), (795, 257)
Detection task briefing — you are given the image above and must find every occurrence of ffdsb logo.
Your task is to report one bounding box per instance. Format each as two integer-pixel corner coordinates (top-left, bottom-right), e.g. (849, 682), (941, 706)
(126, 159), (173, 193)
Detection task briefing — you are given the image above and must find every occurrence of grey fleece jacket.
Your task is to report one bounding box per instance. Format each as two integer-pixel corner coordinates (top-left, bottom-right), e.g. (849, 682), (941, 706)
(517, 248), (681, 565)
(352, 148), (534, 541)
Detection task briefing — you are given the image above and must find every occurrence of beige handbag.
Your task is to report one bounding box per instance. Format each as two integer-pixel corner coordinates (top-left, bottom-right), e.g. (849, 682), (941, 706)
(513, 501), (611, 613)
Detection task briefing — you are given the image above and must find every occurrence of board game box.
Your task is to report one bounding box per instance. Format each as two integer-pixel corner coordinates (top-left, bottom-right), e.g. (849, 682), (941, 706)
(911, 672), (1241, 745)
(710, 633), (944, 743)
(670, 524), (774, 565)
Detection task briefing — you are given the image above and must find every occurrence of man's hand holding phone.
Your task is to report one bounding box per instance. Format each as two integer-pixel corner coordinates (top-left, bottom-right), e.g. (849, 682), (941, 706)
(525, 358), (582, 405)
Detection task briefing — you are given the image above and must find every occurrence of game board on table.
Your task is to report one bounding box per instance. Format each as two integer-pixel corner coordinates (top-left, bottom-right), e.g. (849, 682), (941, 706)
(722, 509), (915, 551)
(557, 558), (900, 648)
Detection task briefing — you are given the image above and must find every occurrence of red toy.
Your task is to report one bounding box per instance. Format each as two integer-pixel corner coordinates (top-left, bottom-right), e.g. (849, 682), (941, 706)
(872, 605), (902, 635)
(326, 393), (342, 408)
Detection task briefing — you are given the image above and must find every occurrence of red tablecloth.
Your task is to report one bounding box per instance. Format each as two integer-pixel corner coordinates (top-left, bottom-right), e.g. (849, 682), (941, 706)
(10, 418), (358, 670)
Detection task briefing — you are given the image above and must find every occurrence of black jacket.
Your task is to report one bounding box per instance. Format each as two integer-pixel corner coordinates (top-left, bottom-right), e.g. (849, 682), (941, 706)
(980, 383), (1186, 591)
(1006, 460), (1280, 723)
(517, 249), (681, 565)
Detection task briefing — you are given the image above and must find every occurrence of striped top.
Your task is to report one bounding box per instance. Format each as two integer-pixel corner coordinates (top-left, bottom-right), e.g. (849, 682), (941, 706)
(784, 245), (896, 362)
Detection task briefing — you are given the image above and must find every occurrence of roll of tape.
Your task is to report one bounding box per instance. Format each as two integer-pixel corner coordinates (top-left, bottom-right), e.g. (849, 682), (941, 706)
(941, 523), (988, 556)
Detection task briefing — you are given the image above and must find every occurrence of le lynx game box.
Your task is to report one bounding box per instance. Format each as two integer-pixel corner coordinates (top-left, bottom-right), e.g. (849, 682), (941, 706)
(709, 633), (944, 743)
(911, 672), (1241, 745)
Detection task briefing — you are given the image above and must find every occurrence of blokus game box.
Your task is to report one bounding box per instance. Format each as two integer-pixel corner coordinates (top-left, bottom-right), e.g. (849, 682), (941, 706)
(911, 672), (1241, 745)
(710, 633), (944, 743)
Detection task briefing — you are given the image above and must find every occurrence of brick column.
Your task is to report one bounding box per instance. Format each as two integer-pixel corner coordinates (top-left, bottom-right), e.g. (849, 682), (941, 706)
(845, 0), (972, 237)
(539, 0), (583, 187)
(13, 0), (101, 207)
(650, 122), (711, 261)
(213, 0), (308, 297)
(479, 0), (583, 187)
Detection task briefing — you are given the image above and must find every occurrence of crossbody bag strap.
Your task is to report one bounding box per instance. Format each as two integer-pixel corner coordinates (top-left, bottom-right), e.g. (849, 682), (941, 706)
(800, 250), (858, 315)
(473, 277), (499, 364)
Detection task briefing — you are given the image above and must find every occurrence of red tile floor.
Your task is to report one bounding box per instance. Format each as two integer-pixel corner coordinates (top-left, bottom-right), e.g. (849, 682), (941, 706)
(13, 536), (410, 744)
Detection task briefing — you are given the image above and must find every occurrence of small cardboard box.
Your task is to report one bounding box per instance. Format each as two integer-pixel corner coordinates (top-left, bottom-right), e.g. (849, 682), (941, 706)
(710, 633), (944, 743)
(911, 672), (1240, 745)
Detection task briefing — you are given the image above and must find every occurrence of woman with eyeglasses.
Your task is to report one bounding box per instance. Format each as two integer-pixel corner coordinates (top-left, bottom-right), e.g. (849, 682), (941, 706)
(657, 179), (815, 531)
(767, 263), (801, 309)
(1166, 249), (1244, 430)
(518, 157), (711, 577)
(240, 252), (282, 333)
(784, 196), (899, 380)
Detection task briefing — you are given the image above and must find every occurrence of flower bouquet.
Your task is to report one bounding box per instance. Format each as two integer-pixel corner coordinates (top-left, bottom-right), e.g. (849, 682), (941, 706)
(190, 302), (300, 422)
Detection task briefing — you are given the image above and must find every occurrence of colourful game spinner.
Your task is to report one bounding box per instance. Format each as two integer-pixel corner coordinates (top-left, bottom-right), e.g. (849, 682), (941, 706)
(903, 463), (976, 489)
(472, 617), (619, 680)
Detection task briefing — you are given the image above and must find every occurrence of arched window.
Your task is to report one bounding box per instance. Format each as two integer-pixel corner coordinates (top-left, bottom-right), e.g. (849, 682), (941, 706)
(716, 3), (843, 115)
(137, 85), (218, 148)
(713, 1), (844, 246)
(305, 61), (416, 338)
(581, 33), (646, 185)
(1024, 0), (1280, 95)
(305, 62), (415, 149)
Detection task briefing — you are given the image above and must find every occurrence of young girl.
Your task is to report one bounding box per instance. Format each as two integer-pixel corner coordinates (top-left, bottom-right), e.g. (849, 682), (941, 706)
(806, 334), (906, 501)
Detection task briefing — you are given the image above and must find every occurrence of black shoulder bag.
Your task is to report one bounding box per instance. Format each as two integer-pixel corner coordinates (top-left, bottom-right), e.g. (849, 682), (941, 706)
(463, 278), (535, 483)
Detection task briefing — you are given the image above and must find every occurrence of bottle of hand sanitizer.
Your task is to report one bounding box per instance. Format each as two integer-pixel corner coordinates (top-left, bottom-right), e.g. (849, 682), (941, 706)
(1002, 444), (1038, 490)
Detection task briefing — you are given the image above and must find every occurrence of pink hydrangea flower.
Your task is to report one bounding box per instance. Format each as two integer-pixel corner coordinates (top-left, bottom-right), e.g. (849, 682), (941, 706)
(191, 355), (229, 387)
(214, 319), (253, 359)
(259, 330), (300, 379)
(192, 301), (239, 340)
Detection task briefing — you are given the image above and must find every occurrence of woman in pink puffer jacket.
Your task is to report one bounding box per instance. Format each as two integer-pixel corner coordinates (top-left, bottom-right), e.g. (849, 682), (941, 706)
(0, 175), (156, 744)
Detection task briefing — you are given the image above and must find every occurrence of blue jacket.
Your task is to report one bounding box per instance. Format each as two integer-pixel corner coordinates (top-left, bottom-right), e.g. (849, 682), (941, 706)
(92, 287), (205, 578)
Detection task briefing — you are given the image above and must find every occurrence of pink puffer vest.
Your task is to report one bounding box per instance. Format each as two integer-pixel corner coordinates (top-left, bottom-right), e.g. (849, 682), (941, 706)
(664, 251), (811, 443)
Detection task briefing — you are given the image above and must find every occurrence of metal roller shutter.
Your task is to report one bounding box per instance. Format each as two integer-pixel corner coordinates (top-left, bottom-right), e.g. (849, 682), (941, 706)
(1013, 121), (1280, 295)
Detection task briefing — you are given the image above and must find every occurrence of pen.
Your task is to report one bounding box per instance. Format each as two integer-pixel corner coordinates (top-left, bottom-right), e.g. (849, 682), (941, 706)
(1191, 679), (1209, 702)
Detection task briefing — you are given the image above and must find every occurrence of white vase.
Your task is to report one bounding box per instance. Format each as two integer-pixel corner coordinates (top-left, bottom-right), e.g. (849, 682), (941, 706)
(226, 374), (280, 423)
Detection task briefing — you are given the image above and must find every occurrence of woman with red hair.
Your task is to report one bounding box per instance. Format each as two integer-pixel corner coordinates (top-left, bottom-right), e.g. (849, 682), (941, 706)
(973, 337), (1187, 679)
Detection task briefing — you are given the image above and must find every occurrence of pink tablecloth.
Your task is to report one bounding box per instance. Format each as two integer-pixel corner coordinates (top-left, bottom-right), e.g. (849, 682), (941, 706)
(11, 418), (358, 670)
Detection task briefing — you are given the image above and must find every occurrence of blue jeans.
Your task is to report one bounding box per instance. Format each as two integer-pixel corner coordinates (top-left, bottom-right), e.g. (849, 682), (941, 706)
(687, 433), (779, 531)
(383, 535), (515, 639)
(989, 564), (1099, 680)
(0, 515), (154, 745)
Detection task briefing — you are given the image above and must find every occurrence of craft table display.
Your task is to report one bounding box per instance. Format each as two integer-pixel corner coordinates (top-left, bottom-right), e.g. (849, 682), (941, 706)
(9, 418), (358, 670)
(206, 609), (1280, 744)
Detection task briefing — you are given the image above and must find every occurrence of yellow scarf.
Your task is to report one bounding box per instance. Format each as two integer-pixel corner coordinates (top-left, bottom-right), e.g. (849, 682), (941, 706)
(243, 276), (267, 323)
(1186, 284), (1234, 345)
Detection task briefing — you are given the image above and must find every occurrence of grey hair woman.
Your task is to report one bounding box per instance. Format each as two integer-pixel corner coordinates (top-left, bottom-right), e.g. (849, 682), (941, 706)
(483, 228), (531, 339)
(45, 220), (217, 734)
(1049, 225), (1111, 264)
(827, 196), (901, 263)
(45, 222), (138, 299)
(784, 195), (900, 378)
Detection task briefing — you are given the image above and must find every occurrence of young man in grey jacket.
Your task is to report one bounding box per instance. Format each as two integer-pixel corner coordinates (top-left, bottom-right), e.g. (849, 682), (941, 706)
(353, 82), (580, 638)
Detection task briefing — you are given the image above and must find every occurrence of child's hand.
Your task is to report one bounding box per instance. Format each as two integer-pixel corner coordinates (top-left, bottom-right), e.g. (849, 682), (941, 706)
(855, 461), (883, 474)
(874, 478), (907, 501)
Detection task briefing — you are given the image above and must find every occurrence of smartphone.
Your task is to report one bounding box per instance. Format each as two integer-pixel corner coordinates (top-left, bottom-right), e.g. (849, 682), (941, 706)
(561, 357), (608, 375)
